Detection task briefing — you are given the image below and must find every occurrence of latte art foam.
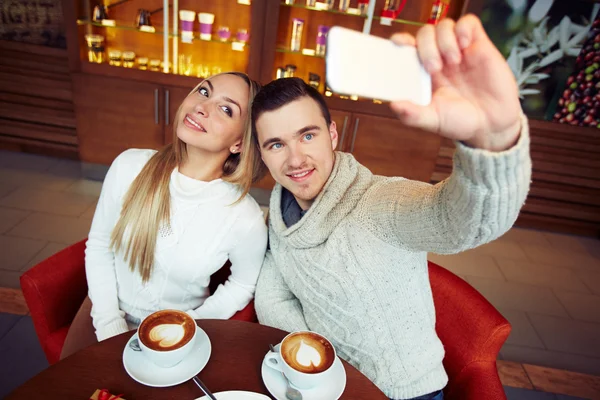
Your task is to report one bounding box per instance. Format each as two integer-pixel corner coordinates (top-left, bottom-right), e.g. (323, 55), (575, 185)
(295, 339), (322, 368)
(149, 323), (186, 348)
(138, 309), (196, 352)
(281, 332), (335, 374)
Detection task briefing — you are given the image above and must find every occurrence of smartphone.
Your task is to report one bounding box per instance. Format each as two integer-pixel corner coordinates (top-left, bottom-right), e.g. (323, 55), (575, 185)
(325, 26), (432, 105)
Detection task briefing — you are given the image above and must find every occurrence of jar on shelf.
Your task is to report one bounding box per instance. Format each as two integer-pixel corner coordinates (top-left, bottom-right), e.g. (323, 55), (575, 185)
(285, 64), (297, 77)
(236, 29), (249, 43)
(137, 57), (149, 70)
(309, 73), (320, 89)
(149, 59), (161, 72)
(85, 34), (105, 64)
(122, 51), (136, 68)
(217, 26), (231, 42)
(108, 50), (122, 66)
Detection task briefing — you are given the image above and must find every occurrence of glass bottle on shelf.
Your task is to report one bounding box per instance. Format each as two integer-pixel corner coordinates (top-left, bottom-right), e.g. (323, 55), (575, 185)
(290, 18), (305, 52)
(427, 0), (451, 24)
(323, 0), (335, 10)
(316, 25), (329, 57)
(358, 0), (369, 16)
(380, 0), (406, 25)
(339, 0), (350, 12)
(276, 67), (286, 79)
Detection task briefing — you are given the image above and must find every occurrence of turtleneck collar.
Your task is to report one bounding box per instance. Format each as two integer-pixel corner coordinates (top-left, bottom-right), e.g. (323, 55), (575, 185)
(171, 168), (238, 203)
(269, 152), (373, 249)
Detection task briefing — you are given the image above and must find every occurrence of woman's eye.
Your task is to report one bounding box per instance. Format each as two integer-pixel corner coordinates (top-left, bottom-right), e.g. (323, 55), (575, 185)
(198, 87), (209, 97)
(304, 133), (314, 141)
(271, 143), (282, 150)
(221, 106), (232, 117)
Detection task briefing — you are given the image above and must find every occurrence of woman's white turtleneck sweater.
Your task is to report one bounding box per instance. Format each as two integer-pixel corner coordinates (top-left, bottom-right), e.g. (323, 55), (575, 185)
(85, 149), (268, 341)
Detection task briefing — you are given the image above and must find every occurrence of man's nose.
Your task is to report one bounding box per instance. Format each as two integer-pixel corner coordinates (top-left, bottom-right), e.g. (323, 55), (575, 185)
(287, 144), (307, 169)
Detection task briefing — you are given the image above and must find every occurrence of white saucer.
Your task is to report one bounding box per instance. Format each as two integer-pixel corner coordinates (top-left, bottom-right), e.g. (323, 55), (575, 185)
(123, 325), (211, 387)
(261, 344), (347, 400)
(196, 391), (271, 400)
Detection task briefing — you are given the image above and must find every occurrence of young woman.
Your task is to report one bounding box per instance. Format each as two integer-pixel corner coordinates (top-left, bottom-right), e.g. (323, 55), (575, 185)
(61, 72), (267, 358)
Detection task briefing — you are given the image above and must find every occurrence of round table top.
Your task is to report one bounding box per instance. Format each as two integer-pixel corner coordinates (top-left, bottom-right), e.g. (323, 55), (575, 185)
(7, 319), (387, 399)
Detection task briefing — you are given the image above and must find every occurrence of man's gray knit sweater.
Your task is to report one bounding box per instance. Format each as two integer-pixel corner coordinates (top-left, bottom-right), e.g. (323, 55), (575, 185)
(255, 117), (532, 399)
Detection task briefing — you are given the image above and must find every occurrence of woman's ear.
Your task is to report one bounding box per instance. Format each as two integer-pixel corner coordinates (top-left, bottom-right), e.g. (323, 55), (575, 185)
(230, 139), (242, 154)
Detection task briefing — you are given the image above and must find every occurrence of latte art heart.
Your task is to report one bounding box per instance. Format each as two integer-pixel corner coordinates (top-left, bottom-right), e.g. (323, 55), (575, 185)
(281, 332), (336, 374)
(138, 310), (196, 352)
(296, 339), (322, 367)
(149, 323), (185, 348)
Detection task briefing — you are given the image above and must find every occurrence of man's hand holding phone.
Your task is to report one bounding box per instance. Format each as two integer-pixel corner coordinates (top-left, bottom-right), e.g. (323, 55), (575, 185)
(390, 15), (522, 152)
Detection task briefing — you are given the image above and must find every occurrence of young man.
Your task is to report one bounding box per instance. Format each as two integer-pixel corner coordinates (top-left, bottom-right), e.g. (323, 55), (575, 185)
(252, 15), (531, 400)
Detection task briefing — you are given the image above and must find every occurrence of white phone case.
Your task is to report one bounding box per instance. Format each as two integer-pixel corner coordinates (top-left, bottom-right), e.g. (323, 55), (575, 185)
(325, 26), (432, 105)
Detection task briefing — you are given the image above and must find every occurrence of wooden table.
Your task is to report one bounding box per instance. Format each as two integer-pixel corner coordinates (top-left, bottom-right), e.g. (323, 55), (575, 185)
(7, 320), (388, 399)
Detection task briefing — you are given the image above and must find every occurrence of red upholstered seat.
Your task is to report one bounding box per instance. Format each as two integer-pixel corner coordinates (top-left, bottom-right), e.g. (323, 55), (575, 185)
(20, 239), (257, 365)
(429, 261), (509, 400)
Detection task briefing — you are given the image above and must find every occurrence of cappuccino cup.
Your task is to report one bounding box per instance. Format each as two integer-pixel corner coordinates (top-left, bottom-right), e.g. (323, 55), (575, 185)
(264, 331), (336, 389)
(137, 309), (197, 368)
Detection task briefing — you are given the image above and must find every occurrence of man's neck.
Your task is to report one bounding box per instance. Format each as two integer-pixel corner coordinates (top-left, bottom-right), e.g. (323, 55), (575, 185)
(295, 196), (314, 211)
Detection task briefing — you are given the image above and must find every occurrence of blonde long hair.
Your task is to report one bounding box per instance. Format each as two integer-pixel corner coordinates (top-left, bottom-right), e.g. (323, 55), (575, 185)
(110, 72), (263, 282)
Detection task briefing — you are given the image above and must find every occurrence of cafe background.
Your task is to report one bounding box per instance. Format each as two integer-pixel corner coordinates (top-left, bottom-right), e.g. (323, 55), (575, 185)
(0, 0), (66, 47)
(0, 0), (599, 238)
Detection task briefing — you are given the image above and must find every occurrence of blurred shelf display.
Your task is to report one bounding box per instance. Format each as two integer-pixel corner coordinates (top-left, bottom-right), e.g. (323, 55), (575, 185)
(78, 19), (166, 35)
(281, 1), (369, 18)
(75, 0), (253, 76)
(276, 47), (325, 58)
(66, 0), (465, 192)
(77, 19), (251, 48)
(372, 16), (425, 27)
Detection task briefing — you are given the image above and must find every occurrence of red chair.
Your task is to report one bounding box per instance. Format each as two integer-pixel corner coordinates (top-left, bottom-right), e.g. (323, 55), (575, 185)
(428, 261), (510, 400)
(20, 239), (257, 365)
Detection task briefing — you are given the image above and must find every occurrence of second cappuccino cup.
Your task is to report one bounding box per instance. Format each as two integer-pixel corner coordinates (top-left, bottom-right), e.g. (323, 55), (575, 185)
(137, 309), (197, 368)
(264, 331), (336, 389)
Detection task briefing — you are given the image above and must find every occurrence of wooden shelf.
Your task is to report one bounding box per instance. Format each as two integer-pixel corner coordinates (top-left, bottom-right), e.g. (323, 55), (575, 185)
(372, 16), (425, 27)
(275, 47), (324, 58)
(281, 2), (367, 18)
(77, 19), (250, 49)
(79, 62), (203, 88)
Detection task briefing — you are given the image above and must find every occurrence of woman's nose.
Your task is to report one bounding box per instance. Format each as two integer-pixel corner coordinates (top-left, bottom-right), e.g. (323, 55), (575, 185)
(194, 101), (208, 116)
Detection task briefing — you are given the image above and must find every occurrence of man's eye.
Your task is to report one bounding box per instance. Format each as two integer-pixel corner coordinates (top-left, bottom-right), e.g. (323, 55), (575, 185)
(198, 87), (209, 96)
(304, 133), (314, 141)
(271, 143), (282, 150)
(221, 106), (232, 117)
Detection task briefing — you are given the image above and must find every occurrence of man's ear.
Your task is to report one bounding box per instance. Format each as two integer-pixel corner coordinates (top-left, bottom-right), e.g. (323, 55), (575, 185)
(329, 121), (339, 150)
